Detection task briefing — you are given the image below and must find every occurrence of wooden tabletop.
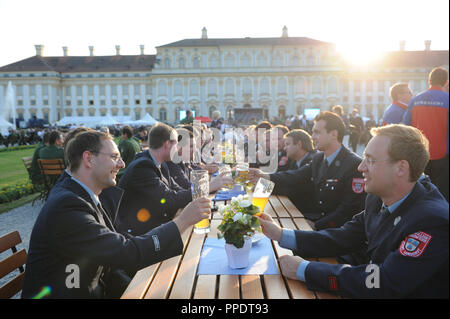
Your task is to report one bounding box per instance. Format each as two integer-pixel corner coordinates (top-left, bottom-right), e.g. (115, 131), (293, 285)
(121, 195), (340, 299)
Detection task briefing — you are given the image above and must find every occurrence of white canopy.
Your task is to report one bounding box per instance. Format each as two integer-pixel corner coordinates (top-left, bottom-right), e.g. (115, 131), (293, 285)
(56, 116), (131, 128)
(123, 113), (158, 126)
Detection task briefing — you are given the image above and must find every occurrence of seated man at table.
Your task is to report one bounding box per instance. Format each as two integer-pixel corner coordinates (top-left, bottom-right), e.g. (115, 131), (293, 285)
(257, 124), (449, 298)
(22, 130), (211, 299)
(116, 123), (229, 236)
(250, 111), (366, 230)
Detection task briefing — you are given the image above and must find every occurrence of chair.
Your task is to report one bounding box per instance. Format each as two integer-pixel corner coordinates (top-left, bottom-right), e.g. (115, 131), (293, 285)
(22, 156), (33, 176)
(37, 158), (65, 201)
(0, 231), (27, 298)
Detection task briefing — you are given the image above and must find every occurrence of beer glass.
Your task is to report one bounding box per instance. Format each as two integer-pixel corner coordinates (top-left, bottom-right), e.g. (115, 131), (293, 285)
(235, 162), (249, 185)
(251, 178), (275, 216)
(191, 170), (210, 234)
(218, 164), (234, 190)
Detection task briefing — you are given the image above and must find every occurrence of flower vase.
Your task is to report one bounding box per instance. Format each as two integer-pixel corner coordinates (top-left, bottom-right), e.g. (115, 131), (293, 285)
(225, 237), (252, 269)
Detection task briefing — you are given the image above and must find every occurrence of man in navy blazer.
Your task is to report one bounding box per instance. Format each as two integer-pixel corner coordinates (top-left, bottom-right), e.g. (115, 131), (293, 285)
(257, 124), (449, 298)
(250, 112), (366, 230)
(22, 131), (210, 299)
(117, 124), (229, 236)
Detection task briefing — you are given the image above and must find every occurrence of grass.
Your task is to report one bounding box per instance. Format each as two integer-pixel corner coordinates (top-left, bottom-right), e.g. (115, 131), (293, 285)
(0, 147), (35, 188)
(0, 193), (39, 214)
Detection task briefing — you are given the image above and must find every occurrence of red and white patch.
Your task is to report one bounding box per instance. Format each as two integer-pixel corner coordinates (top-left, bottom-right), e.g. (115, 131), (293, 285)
(352, 178), (365, 194)
(399, 231), (432, 258)
(279, 156), (288, 166)
(328, 276), (338, 291)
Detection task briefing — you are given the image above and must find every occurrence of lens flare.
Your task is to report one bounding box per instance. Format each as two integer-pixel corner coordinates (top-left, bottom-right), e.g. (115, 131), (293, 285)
(136, 208), (151, 222)
(32, 286), (52, 299)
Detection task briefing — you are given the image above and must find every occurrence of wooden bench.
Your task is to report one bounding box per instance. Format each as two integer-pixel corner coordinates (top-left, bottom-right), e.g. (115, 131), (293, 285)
(37, 158), (65, 200)
(121, 195), (341, 299)
(0, 231), (27, 299)
(22, 156), (33, 176)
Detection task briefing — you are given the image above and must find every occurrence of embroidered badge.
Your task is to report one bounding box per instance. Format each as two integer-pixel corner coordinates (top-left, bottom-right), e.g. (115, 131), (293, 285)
(394, 216), (401, 226)
(399, 231), (432, 258)
(279, 156), (288, 166)
(352, 178), (365, 194)
(328, 276), (338, 291)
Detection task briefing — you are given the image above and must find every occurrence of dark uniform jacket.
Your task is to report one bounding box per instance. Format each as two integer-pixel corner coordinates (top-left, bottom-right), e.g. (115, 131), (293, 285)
(166, 161), (192, 189)
(270, 145), (366, 229)
(293, 177), (449, 298)
(22, 177), (184, 299)
(117, 151), (192, 236)
(39, 144), (65, 161)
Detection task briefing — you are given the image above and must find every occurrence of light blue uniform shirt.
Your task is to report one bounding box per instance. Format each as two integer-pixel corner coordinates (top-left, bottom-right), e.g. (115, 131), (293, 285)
(71, 176), (100, 207)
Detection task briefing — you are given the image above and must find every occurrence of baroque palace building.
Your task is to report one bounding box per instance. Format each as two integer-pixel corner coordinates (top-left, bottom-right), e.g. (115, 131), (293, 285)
(0, 27), (448, 125)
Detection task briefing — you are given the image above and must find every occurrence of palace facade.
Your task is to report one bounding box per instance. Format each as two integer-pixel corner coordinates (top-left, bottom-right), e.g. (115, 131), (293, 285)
(0, 27), (448, 125)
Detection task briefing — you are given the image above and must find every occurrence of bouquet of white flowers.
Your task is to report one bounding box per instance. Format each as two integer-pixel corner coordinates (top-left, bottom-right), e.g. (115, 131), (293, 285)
(217, 194), (261, 248)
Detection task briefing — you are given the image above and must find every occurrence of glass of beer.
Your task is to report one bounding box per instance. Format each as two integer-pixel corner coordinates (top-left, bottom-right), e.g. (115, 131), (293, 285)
(251, 178), (275, 216)
(190, 170), (210, 234)
(235, 162), (249, 185)
(218, 164), (234, 190)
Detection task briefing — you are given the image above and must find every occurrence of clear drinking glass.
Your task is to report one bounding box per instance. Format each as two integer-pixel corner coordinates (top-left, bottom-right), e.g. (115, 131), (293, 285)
(251, 178), (275, 216)
(190, 169), (210, 234)
(218, 164), (234, 190)
(235, 162), (249, 185)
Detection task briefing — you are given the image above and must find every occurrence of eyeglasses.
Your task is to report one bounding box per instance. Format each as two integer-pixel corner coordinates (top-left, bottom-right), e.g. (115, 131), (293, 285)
(92, 151), (123, 162)
(362, 155), (392, 166)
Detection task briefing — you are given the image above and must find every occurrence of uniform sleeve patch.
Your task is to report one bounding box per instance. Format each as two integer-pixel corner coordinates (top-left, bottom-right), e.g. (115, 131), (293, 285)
(328, 276), (338, 291)
(399, 231), (432, 258)
(352, 178), (365, 194)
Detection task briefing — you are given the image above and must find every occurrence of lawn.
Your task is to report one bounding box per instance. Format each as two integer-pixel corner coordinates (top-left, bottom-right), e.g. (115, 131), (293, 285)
(0, 147), (36, 188)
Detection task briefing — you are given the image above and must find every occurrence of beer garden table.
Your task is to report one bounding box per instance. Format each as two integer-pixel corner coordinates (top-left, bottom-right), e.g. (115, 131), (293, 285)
(121, 195), (340, 299)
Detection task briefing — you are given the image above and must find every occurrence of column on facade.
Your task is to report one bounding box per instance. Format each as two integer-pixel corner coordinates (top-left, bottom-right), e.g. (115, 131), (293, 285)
(117, 84), (123, 116)
(218, 78), (225, 118)
(361, 80), (366, 117)
(200, 78), (206, 117)
(288, 77), (295, 116)
(253, 77), (258, 108)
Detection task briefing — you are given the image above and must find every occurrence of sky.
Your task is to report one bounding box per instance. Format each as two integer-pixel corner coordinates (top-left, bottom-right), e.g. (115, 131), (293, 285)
(0, 0), (448, 67)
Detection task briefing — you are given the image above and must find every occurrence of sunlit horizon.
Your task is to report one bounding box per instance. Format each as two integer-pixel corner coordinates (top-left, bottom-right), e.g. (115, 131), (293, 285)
(0, 0), (448, 67)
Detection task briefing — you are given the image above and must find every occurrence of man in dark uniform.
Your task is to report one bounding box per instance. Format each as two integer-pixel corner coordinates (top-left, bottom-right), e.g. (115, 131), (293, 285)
(349, 108), (364, 153)
(250, 111), (366, 230)
(116, 123), (227, 236)
(258, 124), (448, 298)
(22, 131), (210, 298)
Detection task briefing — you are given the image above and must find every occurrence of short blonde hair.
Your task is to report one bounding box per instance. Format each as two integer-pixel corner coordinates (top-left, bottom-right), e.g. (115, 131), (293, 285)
(370, 124), (429, 182)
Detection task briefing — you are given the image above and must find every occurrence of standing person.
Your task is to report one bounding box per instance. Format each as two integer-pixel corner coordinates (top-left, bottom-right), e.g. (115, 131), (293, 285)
(22, 131), (211, 298)
(257, 124), (448, 298)
(382, 83), (413, 125)
(250, 111), (366, 230)
(180, 110), (194, 124)
(349, 108), (364, 153)
(118, 126), (141, 173)
(403, 67), (449, 201)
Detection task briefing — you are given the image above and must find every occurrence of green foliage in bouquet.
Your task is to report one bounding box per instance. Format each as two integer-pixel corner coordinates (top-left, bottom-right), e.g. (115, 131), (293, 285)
(217, 195), (261, 248)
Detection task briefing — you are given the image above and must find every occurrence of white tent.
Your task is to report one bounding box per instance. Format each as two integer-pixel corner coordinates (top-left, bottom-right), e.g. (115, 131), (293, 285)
(123, 113), (158, 126)
(0, 118), (14, 135)
(56, 116), (130, 128)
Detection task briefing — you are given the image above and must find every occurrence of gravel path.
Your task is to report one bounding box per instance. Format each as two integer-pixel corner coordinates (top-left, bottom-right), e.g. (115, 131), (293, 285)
(0, 199), (44, 298)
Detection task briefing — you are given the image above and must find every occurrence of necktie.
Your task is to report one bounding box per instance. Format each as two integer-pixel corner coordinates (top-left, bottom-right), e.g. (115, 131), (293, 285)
(378, 206), (390, 225)
(97, 203), (115, 231)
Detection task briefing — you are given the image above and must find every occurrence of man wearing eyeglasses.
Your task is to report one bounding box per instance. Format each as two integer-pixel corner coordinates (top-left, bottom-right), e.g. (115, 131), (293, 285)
(257, 124), (448, 298)
(23, 131), (211, 298)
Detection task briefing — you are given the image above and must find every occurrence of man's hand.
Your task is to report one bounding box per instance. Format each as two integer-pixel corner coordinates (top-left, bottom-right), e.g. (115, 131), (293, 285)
(174, 197), (211, 234)
(248, 168), (270, 184)
(209, 172), (234, 192)
(199, 163), (219, 175)
(256, 213), (282, 242)
(279, 255), (304, 280)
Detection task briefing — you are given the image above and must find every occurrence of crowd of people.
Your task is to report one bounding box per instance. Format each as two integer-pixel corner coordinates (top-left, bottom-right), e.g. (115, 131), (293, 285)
(18, 67), (448, 299)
